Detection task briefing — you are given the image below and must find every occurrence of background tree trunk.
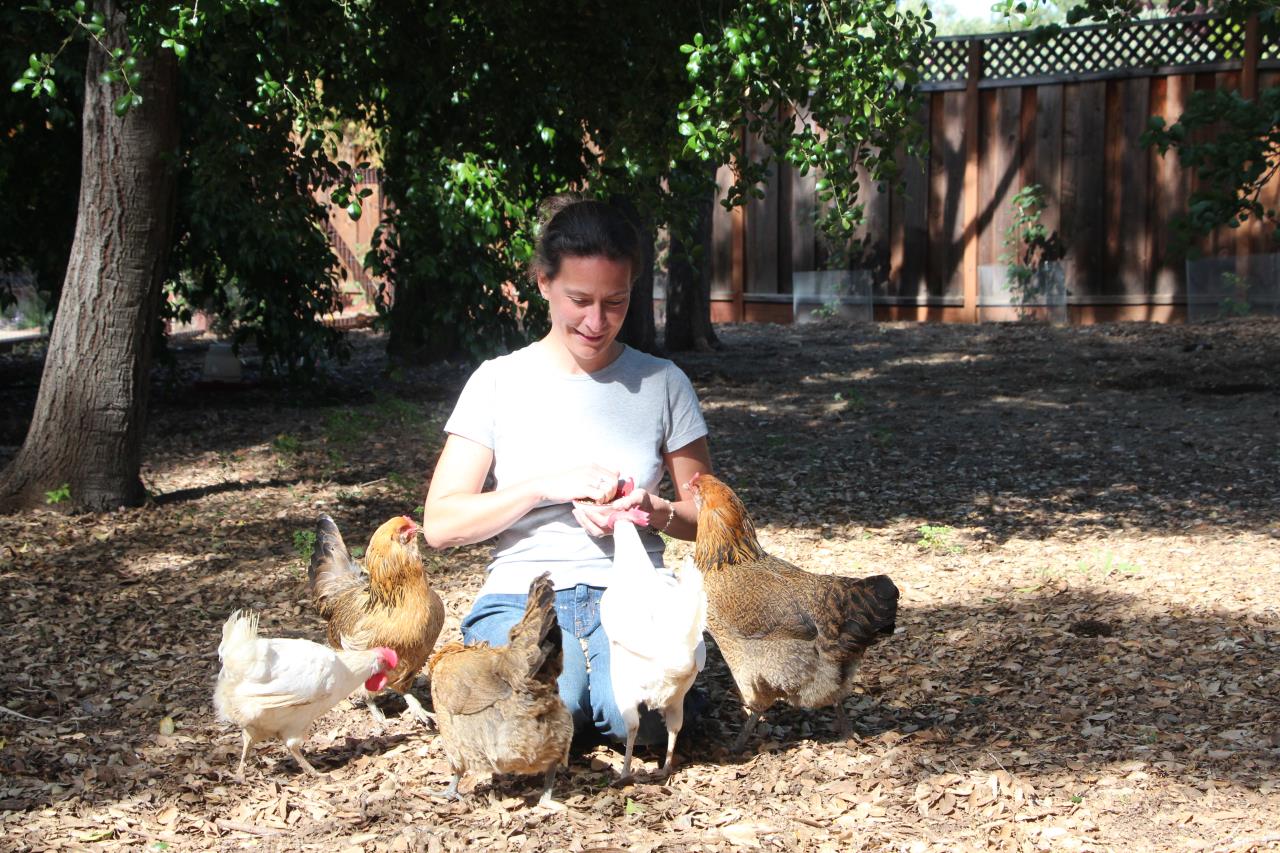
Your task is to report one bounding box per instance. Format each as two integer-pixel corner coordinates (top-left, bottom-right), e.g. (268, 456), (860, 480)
(664, 184), (720, 352)
(0, 0), (179, 512)
(612, 195), (658, 355)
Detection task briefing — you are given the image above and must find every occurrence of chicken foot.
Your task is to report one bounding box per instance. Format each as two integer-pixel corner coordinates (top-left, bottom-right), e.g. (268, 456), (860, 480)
(731, 709), (763, 753)
(434, 772), (463, 801)
(285, 738), (321, 776)
(402, 692), (437, 728)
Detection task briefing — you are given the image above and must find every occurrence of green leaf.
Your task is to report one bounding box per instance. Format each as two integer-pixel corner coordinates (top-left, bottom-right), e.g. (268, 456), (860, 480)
(41, 78), (56, 97)
(346, 201), (363, 220)
(113, 92), (133, 116)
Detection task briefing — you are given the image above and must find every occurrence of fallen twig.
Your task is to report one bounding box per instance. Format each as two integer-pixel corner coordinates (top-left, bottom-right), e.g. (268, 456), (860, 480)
(215, 819), (284, 837)
(0, 704), (49, 723)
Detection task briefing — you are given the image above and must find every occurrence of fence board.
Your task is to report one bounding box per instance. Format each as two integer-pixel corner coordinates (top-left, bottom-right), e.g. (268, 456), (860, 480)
(1150, 74), (1193, 298)
(1061, 81), (1107, 298)
(745, 132), (780, 294)
(852, 158), (891, 286)
(896, 103), (936, 298)
(927, 91), (964, 298)
(1107, 76), (1152, 297)
(1031, 85), (1063, 240)
(710, 164), (735, 297)
(979, 87), (1024, 269)
(789, 159), (818, 285)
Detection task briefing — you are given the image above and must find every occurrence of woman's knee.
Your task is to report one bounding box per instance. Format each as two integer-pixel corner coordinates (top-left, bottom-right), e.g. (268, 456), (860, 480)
(460, 594), (526, 646)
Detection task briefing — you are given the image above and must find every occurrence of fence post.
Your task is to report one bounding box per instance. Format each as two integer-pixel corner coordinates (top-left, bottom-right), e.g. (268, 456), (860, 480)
(962, 38), (983, 322)
(731, 132), (746, 322)
(1242, 13), (1260, 101)
(1234, 14), (1262, 265)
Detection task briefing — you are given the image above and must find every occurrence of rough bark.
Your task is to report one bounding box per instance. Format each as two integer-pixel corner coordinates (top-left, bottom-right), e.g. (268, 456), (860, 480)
(664, 186), (720, 353)
(0, 0), (179, 512)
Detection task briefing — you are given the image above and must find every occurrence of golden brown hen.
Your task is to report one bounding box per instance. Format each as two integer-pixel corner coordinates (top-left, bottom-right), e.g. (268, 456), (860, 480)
(428, 572), (572, 807)
(689, 473), (898, 750)
(308, 514), (444, 725)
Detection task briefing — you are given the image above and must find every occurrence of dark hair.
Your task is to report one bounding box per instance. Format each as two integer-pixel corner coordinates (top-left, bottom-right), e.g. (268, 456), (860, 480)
(530, 195), (644, 284)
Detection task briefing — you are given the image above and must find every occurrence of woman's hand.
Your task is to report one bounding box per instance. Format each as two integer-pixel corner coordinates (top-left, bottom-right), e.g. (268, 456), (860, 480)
(540, 464), (622, 505)
(573, 485), (666, 538)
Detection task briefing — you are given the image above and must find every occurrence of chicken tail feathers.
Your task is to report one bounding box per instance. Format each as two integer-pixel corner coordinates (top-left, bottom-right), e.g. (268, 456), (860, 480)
(820, 574), (899, 655)
(308, 514), (362, 614)
(504, 572), (563, 685)
(218, 609), (260, 669)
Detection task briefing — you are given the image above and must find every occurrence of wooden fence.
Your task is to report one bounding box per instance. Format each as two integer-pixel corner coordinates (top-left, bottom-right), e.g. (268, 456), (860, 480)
(704, 14), (1280, 324)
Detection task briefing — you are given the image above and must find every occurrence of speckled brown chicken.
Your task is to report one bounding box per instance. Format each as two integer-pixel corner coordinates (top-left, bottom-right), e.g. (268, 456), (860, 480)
(307, 514), (444, 725)
(689, 473), (899, 750)
(427, 572), (572, 807)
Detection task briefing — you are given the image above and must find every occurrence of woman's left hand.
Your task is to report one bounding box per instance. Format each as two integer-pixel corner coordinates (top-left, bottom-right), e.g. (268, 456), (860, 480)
(573, 486), (656, 537)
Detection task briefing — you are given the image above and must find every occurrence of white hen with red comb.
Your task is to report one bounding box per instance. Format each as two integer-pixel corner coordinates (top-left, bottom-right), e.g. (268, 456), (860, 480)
(213, 610), (398, 777)
(599, 510), (707, 780)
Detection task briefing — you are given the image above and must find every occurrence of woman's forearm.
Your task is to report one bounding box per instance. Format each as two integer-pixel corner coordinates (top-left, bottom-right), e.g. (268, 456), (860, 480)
(652, 495), (697, 541)
(423, 478), (547, 548)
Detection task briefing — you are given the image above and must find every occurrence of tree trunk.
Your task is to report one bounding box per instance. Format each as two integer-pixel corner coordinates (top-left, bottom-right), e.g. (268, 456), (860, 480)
(612, 195), (658, 355)
(664, 185), (720, 353)
(0, 0), (179, 512)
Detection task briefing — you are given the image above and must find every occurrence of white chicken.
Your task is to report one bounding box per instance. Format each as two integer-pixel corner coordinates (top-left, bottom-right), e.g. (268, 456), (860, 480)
(213, 610), (399, 777)
(599, 510), (707, 780)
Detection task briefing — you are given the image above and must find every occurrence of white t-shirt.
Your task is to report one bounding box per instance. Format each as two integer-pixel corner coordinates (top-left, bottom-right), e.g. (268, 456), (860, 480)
(443, 343), (708, 596)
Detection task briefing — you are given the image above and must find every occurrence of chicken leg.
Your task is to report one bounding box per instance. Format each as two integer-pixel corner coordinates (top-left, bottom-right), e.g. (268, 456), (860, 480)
(616, 729), (639, 784)
(285, 737), (321, 776)
(832, 701), (853, 738)
(658, 703), (684, 777)
(235, 731), (257, 779)
(435, 772), (463, 801)
(537, 767), (564, 810)
(731, 709), (763, 753)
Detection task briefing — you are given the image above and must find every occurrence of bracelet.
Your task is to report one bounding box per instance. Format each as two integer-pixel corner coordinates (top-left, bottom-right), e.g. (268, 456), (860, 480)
(652, 497), (677, 534)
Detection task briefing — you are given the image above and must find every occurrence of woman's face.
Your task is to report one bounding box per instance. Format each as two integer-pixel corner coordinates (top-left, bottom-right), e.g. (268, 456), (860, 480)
(538, 255), (632, 370)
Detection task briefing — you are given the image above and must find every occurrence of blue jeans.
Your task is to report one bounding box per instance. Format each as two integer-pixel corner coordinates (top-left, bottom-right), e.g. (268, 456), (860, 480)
(460, 584), (665, 744)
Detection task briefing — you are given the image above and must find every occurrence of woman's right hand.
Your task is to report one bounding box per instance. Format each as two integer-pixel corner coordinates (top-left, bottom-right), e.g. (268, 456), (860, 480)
(540, 464), (622, 506)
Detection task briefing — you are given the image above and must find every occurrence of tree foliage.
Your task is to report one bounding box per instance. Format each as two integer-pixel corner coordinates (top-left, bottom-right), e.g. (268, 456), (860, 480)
(9, 0), (934, 368)
(0, 5), (82, 306)
(1144, 85), (1280, 250)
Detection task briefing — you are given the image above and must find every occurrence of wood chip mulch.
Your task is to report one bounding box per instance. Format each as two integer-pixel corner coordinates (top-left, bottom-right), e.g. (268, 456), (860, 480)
(1, 318), (1277, 851)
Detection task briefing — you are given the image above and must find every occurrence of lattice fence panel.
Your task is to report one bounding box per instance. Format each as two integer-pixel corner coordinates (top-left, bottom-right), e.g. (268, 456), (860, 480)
(922, 14), (1261, 89)
(1264, 18), (1280, 61)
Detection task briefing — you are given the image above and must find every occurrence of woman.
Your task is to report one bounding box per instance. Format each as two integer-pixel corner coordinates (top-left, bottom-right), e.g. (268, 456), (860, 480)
(422, 195), (712, 743)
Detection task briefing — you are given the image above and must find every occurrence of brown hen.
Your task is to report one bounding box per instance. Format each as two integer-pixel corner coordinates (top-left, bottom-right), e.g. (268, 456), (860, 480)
(689, 473), (898, 750)
(307, 514), (444, 725)
(428, 572), (572, 807)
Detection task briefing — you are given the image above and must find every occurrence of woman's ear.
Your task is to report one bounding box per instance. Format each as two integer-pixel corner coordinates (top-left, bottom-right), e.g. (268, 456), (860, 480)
(536, 271), (552, 300)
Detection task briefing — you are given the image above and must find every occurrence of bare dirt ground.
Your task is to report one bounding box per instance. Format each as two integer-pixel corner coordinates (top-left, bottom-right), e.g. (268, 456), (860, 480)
(1, 319), (1277, 852)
